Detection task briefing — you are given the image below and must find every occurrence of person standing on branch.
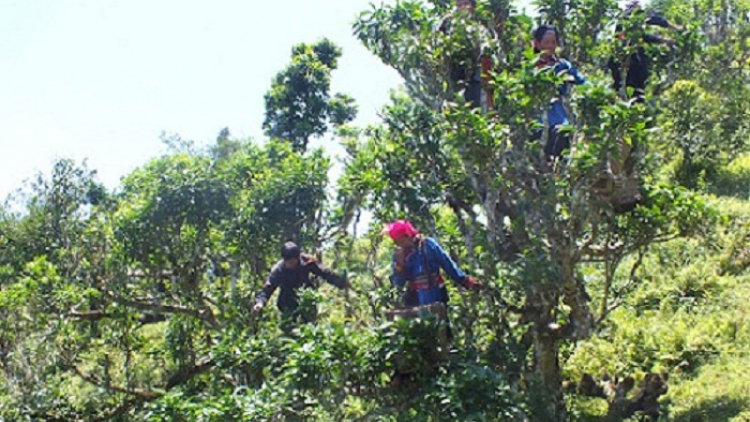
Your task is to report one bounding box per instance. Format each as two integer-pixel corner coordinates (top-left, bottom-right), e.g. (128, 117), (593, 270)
(385, 220), (482, 311)
(440, 0), (495, 112)
(607, 0), (683, 102)
(252, 241), (350, 330)
(532, 24), (587, 160)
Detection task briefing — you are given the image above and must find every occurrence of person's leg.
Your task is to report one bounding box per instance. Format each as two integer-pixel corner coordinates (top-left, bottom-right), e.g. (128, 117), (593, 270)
(544, 126), (571, 159)
(607, 56), (623, 93)
(464, 69), (483, 110)
(626, 51), (649, 102)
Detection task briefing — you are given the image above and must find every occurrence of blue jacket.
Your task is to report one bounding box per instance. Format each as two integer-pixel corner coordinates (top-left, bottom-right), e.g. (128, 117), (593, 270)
(390, 237), (468, 291)
(540, 59), (587, 127)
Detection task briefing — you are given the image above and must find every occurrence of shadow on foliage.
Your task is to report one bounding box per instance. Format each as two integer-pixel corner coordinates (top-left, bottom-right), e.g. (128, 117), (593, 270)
(670, 396), (750, 422)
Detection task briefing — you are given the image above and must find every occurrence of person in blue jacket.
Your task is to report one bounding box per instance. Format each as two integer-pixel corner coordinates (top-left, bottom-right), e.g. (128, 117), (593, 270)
(531, 24), (587, 159)
(385, 220), (482, 311)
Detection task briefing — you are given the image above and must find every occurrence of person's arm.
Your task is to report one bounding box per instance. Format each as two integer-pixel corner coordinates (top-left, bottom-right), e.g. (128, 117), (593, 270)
(424, 238), (470, 287)
(389, 248), (408, 289)
(644, 13), (681, 44)
(563, 61), (587, 85)
(646, 13), (675, 29)
(254, 265), (281, 312)
(306, 255), (348, 289)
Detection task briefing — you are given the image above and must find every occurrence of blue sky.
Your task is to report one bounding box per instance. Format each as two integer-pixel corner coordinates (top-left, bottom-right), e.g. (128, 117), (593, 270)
(0, 0), (535, 199)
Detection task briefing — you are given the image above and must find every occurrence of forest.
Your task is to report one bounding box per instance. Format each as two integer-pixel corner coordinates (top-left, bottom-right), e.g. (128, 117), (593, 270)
(1, 0), (749, 421)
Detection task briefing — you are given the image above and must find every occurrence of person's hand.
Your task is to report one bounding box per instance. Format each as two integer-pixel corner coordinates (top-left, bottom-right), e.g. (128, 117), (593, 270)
(465, 276), (484, 291)
(252, 303), (264, 314)
(343, 279), (353, 289)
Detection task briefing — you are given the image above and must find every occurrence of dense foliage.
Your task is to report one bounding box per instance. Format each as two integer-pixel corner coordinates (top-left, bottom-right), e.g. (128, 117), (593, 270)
(1, 1), (749, 421)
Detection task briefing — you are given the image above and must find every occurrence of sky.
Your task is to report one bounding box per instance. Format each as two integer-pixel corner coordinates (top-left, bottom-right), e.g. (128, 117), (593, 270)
(0, 0), (535, 200)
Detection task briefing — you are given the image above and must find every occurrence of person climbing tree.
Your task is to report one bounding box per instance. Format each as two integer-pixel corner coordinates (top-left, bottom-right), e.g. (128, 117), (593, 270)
(385, 220), (482, 335)
(607, 0), (684, 102)
(439, 0), (495, 112)
(383, 221), (482, 386)
(253, 241), (351, 331)
(531, 24), (587, 160)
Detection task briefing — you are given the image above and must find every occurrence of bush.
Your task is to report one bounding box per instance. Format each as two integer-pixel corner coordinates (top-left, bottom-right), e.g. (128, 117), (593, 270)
(712, 153), (750, 199)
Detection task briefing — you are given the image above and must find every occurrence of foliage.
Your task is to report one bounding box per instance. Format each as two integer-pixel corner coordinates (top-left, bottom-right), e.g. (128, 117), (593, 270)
(263, 38), (358, 153)
(1, 1), (750, 421)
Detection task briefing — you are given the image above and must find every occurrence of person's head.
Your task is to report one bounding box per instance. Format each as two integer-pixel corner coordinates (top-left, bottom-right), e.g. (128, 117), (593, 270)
(456, 0), (476, 13)
(533, 24), (560, 58)
(281, 241), (301, 268)
(384, 220), (419, 249)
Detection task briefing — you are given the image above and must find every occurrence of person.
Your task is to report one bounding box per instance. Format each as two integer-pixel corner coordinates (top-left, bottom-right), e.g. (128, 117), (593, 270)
(531, 24), (587, 159)
(607, 1), (683, 102)
(385, 220), (482, 311)
(252, 241), (350, 330)
(440, 0), (495, 111)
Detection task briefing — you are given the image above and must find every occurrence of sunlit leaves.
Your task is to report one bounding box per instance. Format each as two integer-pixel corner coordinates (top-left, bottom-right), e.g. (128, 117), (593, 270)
(263, 39), (358, 153)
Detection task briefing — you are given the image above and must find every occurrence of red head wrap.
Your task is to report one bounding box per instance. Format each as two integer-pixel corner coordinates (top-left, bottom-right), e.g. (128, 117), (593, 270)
(383, 220), (419, 240)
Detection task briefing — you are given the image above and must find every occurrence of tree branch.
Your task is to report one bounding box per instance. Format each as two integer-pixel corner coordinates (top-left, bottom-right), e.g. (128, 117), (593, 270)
(572, 373), (669, 421)
(598, 247), (647, 324)
(61, 346), (215, 420)
(165, 359), (214, 389)
(97, 286), (220, 330)
(67, 311), (112, 321)
(67, 310), (167, 325)
(65, 359), (161, 400)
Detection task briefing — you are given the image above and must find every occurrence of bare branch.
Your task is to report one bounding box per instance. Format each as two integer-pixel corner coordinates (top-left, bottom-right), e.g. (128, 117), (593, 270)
(597, 248), (646, 325)
(60, 346), (214, 421)
(165, 359), (214, 389)
(97, 287), (220, 330)
(64, 358), (161, 400)
(67, 311), (112, 321)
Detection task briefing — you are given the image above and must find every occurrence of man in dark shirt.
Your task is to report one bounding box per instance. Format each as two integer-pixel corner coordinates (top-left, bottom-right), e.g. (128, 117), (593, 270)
(252, 241), (350, 328)
(608, 1), (683, 101)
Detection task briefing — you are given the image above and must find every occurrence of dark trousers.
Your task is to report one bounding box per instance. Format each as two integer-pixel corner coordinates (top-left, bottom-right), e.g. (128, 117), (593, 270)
(608, 51), (649, 101)
(532, 126), (571, 159)
(450, 66), (483, 110)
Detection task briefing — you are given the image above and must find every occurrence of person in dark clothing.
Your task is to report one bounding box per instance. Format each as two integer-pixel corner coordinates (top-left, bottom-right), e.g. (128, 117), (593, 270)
(252, 241), (350, 328)
(440, 0), (495, 111)
(531, 25), (587, 159)
(607, 1), (683, 101)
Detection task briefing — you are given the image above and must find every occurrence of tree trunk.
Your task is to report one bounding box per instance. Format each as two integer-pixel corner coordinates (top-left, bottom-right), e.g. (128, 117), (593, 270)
(524, 287), (566, 421)
(535, 333), (565, 421)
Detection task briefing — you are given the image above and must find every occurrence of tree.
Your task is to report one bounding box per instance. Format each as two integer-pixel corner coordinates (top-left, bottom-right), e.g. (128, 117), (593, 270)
(352, 0), (714, 419)
(650, 0), (750, 187)
(263, 38), (358, 153)
(0, 136), (333, 421)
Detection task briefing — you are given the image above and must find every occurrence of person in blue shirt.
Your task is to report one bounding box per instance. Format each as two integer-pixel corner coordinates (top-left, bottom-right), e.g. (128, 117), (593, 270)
(531, 24), (587, 159)
(385, 220), (482, 310)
